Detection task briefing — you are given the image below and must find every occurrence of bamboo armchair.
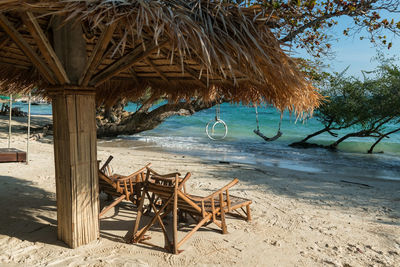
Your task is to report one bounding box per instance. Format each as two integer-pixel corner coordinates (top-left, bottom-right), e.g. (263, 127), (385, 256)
(131, 170), (252, 254)
(98, 156), (150, 218)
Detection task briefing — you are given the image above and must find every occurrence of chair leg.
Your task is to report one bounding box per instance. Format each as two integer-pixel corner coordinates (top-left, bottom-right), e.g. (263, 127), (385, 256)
(220, 211), (228, 234)
(144, 193), (155, 215)
(134, 195), (174, 243)
(219, 193), (228, 234)
(145, 192), (172, 252)
(172, 187), (178, 254)
(132, 189), (147, 240)
(246, 205), (252, 222)
(99, 194), (125, 218)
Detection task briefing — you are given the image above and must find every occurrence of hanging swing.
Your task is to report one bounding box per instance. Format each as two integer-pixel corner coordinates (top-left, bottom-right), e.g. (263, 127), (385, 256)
(205, 103), (228, 140)
(253, 106), (283, 142)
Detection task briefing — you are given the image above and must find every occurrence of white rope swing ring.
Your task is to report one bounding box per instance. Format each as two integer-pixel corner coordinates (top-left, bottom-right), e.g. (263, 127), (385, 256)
(205, 104), (228, 140)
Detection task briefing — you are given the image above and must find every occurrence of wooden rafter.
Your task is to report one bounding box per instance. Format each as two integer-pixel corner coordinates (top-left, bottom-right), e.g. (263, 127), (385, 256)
(0, 35), (9, 49)
(0, 14), (56, 84)
(79, 22), (117, 86)
(145, 57), (168, 82)
(129, 68), (139, 84)
(22, 11), (69, 84)
(0, 21), (22, 50)
(161, 48), (206, 87)
(90, 39), (168, 87)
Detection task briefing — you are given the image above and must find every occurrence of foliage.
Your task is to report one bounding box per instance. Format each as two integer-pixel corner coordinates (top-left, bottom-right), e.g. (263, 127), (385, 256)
(250, 0), (400, 57)
(291, 57), (400, 152)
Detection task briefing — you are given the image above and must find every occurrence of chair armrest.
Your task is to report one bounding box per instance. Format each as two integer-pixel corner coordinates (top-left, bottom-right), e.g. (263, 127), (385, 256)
(123, 163), (152, 180)
(203, 178), (239, 200)
(184, 178), (239, 202)
(146, 167), (181, 177)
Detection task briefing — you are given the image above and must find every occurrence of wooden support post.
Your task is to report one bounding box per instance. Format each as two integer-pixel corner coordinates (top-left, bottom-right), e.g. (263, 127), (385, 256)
(51, 87), (99, 248)
(50, 19), (99, 248)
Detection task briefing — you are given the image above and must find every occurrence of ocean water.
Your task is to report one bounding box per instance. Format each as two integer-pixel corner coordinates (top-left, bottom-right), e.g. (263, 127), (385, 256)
(11, 102), (400, 180)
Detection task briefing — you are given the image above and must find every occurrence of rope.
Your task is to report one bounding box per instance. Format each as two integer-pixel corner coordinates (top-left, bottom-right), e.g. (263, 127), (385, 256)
(253, 106), (284, 142)
(278, 112), (283, 132)
(255, 105), (260, 131)
(215, 103), (220, 120)
(206, 103), (228, 140)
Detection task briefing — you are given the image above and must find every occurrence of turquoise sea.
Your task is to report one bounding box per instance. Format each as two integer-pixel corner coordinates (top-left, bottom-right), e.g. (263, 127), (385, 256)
(12, 102), (400, 181)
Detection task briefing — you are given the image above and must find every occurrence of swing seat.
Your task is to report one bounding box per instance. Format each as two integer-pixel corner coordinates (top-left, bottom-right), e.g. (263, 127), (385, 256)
(253, 129), (282, 142)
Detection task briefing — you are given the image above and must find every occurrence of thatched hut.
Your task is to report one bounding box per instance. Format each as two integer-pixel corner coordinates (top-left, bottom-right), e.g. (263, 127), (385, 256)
(0, 0), (321, 248)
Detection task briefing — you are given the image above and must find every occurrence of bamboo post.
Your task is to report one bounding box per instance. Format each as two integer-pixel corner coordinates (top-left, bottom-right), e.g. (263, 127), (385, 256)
(8, 94), (12, 148)
(26, 92), (31, 164)
(50, 18), (99, 248)
(51, 87), (99, 248)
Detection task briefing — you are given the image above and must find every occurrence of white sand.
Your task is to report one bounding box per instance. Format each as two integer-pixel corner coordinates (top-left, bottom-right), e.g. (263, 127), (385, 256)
(0, 116), (399, 266)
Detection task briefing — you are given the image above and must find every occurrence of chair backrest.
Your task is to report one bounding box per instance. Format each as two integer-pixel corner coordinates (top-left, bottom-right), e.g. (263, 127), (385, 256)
(146, 173), (202, 214)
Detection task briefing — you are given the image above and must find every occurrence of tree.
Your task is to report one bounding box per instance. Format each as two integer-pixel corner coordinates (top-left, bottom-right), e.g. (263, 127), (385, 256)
(99, 0), (400, 136)
(290, 58), (400, 153)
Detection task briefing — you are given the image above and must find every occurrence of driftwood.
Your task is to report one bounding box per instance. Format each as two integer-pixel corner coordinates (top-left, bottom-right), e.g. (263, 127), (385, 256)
(340, 180), (372, 188)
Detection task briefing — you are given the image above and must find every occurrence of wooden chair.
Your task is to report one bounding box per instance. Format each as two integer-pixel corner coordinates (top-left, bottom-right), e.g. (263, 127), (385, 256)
(98, 156), (150, 218)
(98, 156), (182, 218)
(131, 170), (252, 254)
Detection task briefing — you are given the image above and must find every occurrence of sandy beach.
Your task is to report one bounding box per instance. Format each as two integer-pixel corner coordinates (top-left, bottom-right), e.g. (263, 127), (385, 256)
(0, 116), (399, 266)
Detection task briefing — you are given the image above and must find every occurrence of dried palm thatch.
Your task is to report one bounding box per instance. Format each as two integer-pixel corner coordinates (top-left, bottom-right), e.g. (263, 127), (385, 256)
(0, 0), (321, 115)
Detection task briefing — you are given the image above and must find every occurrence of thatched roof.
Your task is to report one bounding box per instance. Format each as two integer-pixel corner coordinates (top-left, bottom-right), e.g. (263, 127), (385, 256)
(0, 0), (321, 114)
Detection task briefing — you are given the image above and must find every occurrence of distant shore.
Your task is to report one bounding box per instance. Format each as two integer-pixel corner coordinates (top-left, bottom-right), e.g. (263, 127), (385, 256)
(0, 115), (399, 266)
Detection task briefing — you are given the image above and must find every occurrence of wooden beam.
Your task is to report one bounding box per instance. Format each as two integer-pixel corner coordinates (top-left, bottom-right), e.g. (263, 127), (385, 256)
(0, 35), (10, 49)
(129, 68), (139, 84)
(0, 14), (56, 84)
(161, 48), (206, 87)
(22, 11), (69, 84)
(79, 23), (117, 86)
(90, 39), (168, 87)
(145, 57), (168, 82)
(0, 21), (22, 50)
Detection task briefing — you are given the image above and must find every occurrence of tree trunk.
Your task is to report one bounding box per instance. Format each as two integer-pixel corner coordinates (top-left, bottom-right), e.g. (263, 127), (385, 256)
(97, 100), (216, 138)
(368, 127), (400, 154)
(289, 125), (331, 148)
(328, 130), (373, 149)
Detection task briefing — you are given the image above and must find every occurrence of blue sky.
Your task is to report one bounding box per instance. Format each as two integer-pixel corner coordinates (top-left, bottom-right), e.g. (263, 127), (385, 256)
(294, 13), (400, 77)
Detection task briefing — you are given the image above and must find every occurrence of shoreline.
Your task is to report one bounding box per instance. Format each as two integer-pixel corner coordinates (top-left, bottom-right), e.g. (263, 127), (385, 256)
(98, 137), (400, 183)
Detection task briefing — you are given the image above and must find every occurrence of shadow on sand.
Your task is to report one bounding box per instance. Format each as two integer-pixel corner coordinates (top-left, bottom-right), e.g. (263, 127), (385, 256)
(0, 175), (67, 247)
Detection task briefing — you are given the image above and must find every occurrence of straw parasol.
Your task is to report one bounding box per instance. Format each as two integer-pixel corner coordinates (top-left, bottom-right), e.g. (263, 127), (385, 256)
(0, 0), (321, 249)
(0, 0), (321, 113)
